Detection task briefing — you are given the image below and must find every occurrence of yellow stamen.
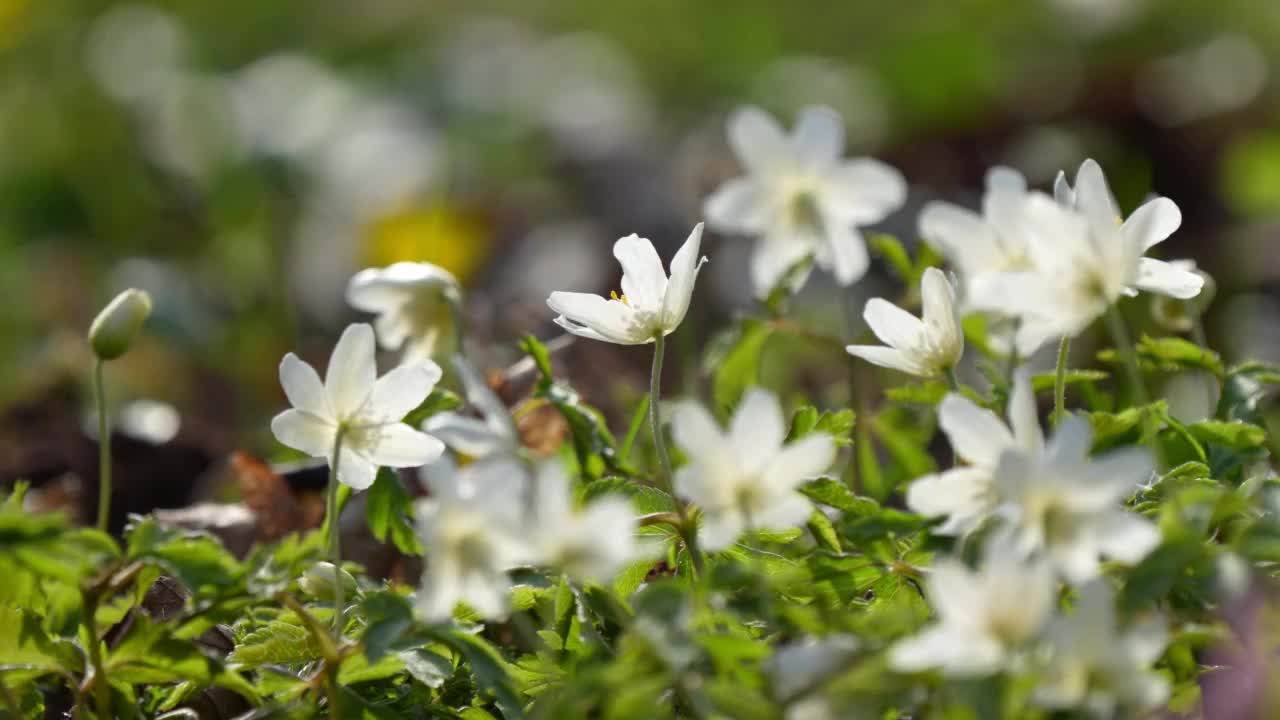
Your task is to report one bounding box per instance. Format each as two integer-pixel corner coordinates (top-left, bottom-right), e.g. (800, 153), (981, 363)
(610, 290), (629, 305)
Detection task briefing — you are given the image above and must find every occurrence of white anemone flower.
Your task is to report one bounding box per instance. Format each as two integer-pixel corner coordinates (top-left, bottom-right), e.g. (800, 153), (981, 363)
(846, 268), (963, 378)
(547, 225), (706, 345)
(527, 461), (638, 584)
(992, 415), (1160, 583)
(414, 456), (532, 621)
(889, 540), (1055, 676)
(907, 368), (1042, 534)
(346, 261), (462, 363)
(271, 323), (446, 491)
(918, 166), (1036, 303)
(971, 160), (1202, 354)
(670, 388), (835, 550)
(423, 355), (518, 460)
(704, 105), (907, 296)
(1034, 580), (1170, 716)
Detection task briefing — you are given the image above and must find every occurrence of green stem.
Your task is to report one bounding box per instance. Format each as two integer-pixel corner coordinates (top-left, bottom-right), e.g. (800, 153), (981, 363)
(650, 334), (704, 578)
(1104, 304), (1149, 406)
(94, 360), (111, 533)
(327, 429), (347, 636)
(1053, 336), (1070, 426)
(82, 592), (111, 719)
(944, 366), (961, 392)
(1004, 318), (1021, 391)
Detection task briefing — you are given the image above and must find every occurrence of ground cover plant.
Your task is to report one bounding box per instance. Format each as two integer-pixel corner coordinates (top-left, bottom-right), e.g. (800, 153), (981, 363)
(3, 104), (1280, 720)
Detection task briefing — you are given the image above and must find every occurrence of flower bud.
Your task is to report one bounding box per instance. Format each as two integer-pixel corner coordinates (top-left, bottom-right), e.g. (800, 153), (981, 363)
(89, 289), (152, 361)
(299, 561), (358, 601)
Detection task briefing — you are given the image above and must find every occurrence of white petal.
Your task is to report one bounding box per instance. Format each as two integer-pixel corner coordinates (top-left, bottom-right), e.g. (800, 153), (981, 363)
(918, 202), (1002, 274)
(727, 106), (790, 175)
(1052, 170), (1073, 206)
(271, 409), (336, 457)
(552, 316), (620, 344)
(335, 447), (378, 490)
(1134, 258), (1204, 299)
(1045, 415), (1093, 464)
(366, 423), (446, 468)
(1093, 511), (1161, 565)
(750, 233), (815, 299)
(532, 460), (573, 527)
(1072, 159), (1121, 234)
(985, 166), (1027, 194)
(821, 158), (907, 225)
(1074, 447), (1153, 507)
(614, 234), (668, 310)
(671, 401), (727, 457)
(703, 178), (768, 234)
(326, 324), (378, 419)
(1124, 197), (1181, 251)
(424, 413), (511, 457)
(416, 562), (461, 622)
(548, 291), (646, 344)
(1051, 536), (1102, 584)
(862, 297), (924, 350)
(755, 493), (815, 534)
(823, 222), (870, 286)
(790, 106), (844, 168)
(938, 394), (1013, 466)
(347, 262), (458, 311)
(845, 345), (923, 376)
(1007, 368), (1044, 455)
(451, 355), (516, 441)
(373, 310), (412, 351)
(699, 511), (745, 551)
(920, 268), (961, 363)
(1123, 618), (1170, 666)
(729, 388), (785, 475)
(763, 434), (836, 491)
(279, 353), (330, 418)
(905, 467), (993, 530)
(365, 361), (443, 423)
(889, 626), (1005, 676)
(660, 223), (706, 332)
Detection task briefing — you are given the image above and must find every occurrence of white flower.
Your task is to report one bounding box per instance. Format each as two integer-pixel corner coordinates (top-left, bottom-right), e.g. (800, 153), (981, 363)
(414, 456), (531, 621)
(918, 167), (1036, 303)
(889, 541), (1055, 676)
(423, 355), (518, 460)
(347, 262), (461, 363)
(992, 415), (1160, 583)
(271, 323), (446, 490)
(671, 388), (835, 550)
(547, 225), (706, 345)
(1034, 580), (1170, 716)
(907, 368), (1042, 534)
(846, 267), (963, 378)
(527, 461), (637, 584)
(704, 105), (906, 296)
(768, 635), (860, 702)
(971, 159), (1202, 353)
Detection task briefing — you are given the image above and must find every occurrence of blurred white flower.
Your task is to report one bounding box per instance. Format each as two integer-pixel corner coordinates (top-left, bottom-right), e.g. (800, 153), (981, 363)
(415, 456), (531, 621)
(547, 224), (706, 345)
(424, 356), (518, 460)
(671, 388), (835, 550)
(846, 268), (963, 378)
(271, 323), (445, 490)
(704, 105), (906, 296)
(527, 461), (638, 584)
(347, 262), (462, 364)
(971, 159), (1201, 353)
(889, 541), (1055, 676)
(1034, 580), (1170, 715)
(768, 634), (860, 701)
(907, 369), (1042, 534)
(919, 167), (1036, 303)
(993, 415), (1160, 583)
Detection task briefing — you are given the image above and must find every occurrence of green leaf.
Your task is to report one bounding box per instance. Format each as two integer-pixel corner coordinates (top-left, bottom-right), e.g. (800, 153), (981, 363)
(431, 629), (525, 720)
(361, 591), (416, 662)
(798, 478), (869, 513)
(519, 334), (554, 382)
(0, 606), (66, 685)
(124, 517), (241, 593)
(1186, 420), (1268, 451)
(401, 648), (453, 688)
(227, 618), (322, 668)
(404, 389), (464, 427)
(787, 407), (855, 446)
(617, 393), (650, 465)
(1030, 369), (1109, 392)
(868, 234), (914, 283)
(707, 319), (773, 415)
(338, 651), (405, 685)
(885, 381), (949, 405)
(1099, 336), (1223, 377)
(366, 468), (423, 556)
(806, 509), (842, 553)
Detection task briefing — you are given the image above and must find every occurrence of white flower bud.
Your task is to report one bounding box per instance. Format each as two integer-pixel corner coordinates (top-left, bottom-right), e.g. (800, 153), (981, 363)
(89, 289), (152, 361)
(299, 561), (357, 601)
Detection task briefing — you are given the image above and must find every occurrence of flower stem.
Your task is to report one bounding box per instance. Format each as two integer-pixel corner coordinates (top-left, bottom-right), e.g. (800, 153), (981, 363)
(81, 590), (111, 719)
(93, 359), (111, 533)
(1053, 336), (1070, 427)
(1104, 304), (1149, 407)
(650, 334), (704, 578)
(944, 366), (960, 392)
(326, 429), (347, 636)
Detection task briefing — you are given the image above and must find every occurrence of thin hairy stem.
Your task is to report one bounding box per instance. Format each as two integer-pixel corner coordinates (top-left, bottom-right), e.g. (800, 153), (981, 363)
(1053, 336), (1071, 426)
(651, 334), (704, 577)
(94, 360), (111, 533)
(327, 428), (347, 636)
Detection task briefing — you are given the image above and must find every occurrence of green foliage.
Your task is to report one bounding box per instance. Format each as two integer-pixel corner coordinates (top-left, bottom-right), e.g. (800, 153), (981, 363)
(366, 469), (423, 556)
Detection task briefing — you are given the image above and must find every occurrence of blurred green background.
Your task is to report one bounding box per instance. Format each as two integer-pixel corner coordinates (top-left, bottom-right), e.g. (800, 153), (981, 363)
(3, 0), (1280, 466)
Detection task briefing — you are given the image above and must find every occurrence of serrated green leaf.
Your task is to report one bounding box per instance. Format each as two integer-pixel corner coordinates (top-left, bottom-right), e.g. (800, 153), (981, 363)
(707, 319), (773, 415)
(227, 619), (321, 668)
(366, 468), (423, 556)
(125, 517), (241, 593)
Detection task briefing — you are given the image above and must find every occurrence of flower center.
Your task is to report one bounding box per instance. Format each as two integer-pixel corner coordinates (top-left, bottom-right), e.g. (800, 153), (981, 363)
(788, 191), (824, 233)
